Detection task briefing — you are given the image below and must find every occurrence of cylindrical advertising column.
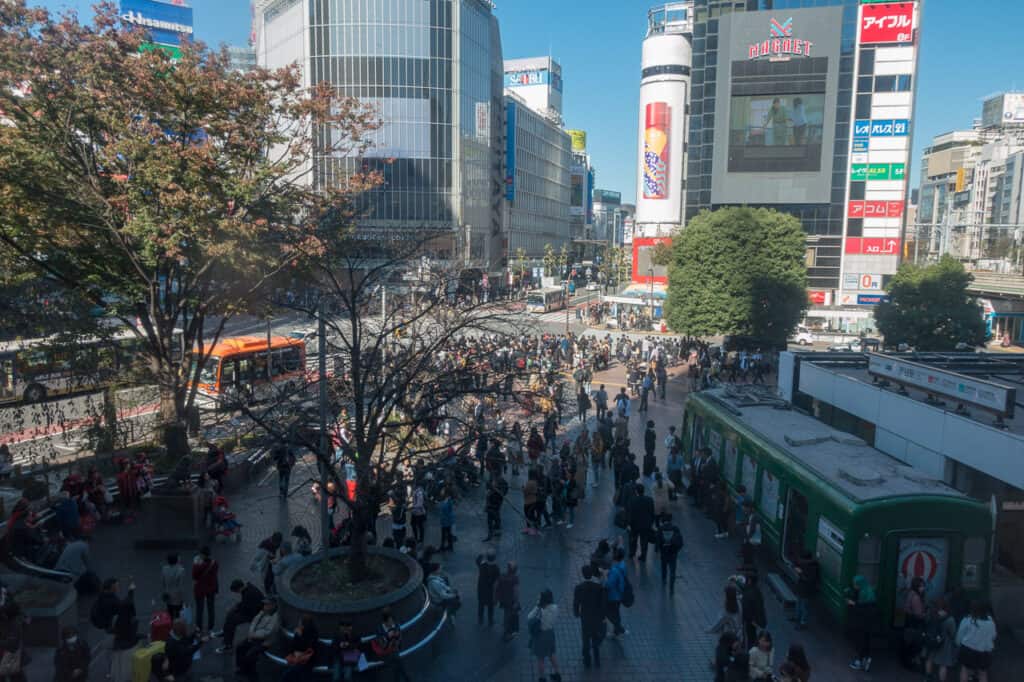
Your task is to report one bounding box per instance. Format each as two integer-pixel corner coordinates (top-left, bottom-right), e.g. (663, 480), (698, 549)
(635, 30), (691, 235)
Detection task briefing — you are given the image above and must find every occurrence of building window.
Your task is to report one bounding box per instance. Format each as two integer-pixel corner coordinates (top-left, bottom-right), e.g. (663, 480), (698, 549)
(805, 248), (816, 267)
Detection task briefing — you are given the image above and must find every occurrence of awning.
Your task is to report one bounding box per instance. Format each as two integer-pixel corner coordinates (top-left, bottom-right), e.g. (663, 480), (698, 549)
(620, 285), (668, 300)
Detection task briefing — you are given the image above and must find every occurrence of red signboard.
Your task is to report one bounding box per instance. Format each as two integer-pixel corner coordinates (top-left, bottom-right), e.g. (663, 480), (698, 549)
(860, 2), (915, 45)
(808, 290), (827, 305)
(845, 238), (901, 255)
(632, 237), (670, 285)
(848, 200), (905, 218)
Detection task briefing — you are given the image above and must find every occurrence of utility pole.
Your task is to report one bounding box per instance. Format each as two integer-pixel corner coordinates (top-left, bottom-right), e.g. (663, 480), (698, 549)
(316, 297), (330, 555)
(564, 281), (570, 335)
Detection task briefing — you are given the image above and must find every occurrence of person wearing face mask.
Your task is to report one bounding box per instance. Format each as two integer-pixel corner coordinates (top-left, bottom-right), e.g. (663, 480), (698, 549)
(53, 625), (90, 682)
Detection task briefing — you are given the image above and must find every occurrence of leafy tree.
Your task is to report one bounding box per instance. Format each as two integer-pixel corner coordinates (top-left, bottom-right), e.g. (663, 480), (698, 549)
(874, 255), (987, 350)
(599, 245), (631, 286)
(0, 3), (378, 455)
(664, 207), (807, 347)
(542, 243), (556, 276)
(650, 241), (673, 268)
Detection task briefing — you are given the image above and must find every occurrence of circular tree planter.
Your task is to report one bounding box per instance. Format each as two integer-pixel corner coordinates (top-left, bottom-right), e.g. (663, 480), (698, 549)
(276, 547), (442, 648)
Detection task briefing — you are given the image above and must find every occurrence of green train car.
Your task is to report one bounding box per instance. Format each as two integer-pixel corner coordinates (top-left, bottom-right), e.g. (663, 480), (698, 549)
(682, 387), (992, 629)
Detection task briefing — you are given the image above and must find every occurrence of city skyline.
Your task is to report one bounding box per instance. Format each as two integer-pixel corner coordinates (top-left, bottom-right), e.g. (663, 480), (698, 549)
(34, 0), (1024, 205)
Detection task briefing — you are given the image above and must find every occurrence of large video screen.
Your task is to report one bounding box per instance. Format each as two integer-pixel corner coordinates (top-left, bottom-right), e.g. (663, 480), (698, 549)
(728, 94), (825, 172)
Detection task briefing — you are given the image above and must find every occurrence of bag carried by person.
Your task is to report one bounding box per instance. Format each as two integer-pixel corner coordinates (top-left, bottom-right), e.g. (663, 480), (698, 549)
(286, 648), (314, 666)
(0, 648), (20, 676)
(527, 611), (542, 637)
(613, 508), (628, 529)
(131, 640), (165, 682)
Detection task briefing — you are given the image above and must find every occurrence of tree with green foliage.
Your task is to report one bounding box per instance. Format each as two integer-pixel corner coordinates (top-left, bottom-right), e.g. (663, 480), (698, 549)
(664, 207), (808, 347)
(0, 2), (378, 456)
(874, 256), (987, 350)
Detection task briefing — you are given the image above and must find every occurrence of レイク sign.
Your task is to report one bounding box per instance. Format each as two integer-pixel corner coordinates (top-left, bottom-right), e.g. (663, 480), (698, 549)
(860, 2), (915, 45)
(748, 17), (814, 60)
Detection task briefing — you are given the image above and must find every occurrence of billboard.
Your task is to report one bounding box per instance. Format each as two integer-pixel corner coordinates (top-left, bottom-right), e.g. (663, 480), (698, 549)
(981, 93), (1024, 128)
(567, 129), (587, 152)
(844, 237), (900, 255)
(121, 0), (193, 47)
(859, 2), (915, 45)
(632, 237), (670, 284)
(728, 93), (825, 172)
(503, 69), (562, 92)
(504, 101), (516, 200)
(569, 164), (584, 216)
(475, 102), (490, 143)
(642, 102), (671, 200)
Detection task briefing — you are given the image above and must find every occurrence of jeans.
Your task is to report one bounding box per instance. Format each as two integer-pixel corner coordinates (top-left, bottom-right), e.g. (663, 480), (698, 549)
(195, 593), (215, 632)
(235, 640), (266, 678)
(566, 505), (575, 525)
(606, 600), (624, 635)
(221, 605), (251, 647)
(795, 596), (810, 626)
(502, 605), (519, 637)
(478, 599), (495, 625)
(485, 510), (500, 538)
(628, 527), (649, 559)
(639, 389), (649, 412)
(581, 623), (603, 667)
(411, 514), (426, 543)
(278, 469), (291, 498)
(332, 662), (354, 682)
(660, 552), (678, 593)
(441, 526), (454, 550)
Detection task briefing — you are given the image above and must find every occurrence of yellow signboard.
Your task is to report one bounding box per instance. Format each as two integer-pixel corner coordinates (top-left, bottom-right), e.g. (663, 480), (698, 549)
(567, 129), (587, 152)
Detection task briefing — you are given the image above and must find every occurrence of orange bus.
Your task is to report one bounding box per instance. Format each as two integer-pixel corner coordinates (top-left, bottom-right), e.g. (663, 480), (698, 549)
(191, 336), (306, 407)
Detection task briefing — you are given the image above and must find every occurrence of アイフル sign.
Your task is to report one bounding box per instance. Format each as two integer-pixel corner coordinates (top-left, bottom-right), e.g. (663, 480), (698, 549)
(860, 2), (915, 45)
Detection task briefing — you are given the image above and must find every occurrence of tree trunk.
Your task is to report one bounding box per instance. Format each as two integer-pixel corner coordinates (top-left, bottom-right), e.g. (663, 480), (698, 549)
(159, 386), (189, 458)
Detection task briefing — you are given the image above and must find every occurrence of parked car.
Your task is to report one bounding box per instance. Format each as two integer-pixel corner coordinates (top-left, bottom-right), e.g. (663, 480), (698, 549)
(790, 326), (815, 345)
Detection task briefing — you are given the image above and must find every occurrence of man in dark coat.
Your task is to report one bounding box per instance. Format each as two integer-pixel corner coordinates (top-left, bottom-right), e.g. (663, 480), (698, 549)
(573, 565), (607, 669)
(475, 550), (500, 626)
(627, 483), (655, 561)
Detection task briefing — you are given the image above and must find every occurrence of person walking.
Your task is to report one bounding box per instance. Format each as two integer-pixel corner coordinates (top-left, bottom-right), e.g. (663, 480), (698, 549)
(53, 625), (90, 682)
(484, 478), (504, 541)
(593, 384), (608, 420)
(495, 562), (520, 641)
(573, 565), (607, 669)
(643, 420), (657, 479)
(955, 600), (996, 682)
(604, 548), (629, 637)
(793, 551), (819, 630)
(577, 387), (591, 424)
(741, 574), (767, 649)
(475, 549), (500, 626)
(639, 371), (653, 412)
(627, 483), (655, 561)
(653, 514), (684, 595)
(410, 481), (427, 544)
(191, 546), (219, 641)
(438, 489), (455, 552)
(847, 574), (879, 671)
(160, 553), (186, 620)
(527, 589), (561, 682)
(272, 443), (297, 500)
(390, 493), (408, 547)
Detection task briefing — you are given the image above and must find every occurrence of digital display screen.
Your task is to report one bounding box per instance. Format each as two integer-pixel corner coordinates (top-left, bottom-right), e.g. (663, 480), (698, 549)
(728, 93), (825, 172)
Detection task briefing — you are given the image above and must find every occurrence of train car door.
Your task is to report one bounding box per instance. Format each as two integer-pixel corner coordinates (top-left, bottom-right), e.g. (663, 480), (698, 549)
(782, 488), (809, 565)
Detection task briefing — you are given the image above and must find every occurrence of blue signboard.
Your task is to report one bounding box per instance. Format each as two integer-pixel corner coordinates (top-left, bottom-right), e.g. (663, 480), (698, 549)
(857, 294), (891, 305)
(853, 138), (869, 152)
(505, 101), (516, 201)
(121, 0), (194, 47)
(868, 118), (910, 137)
(853, 119), (870, 151)
(891, 119), (909, 136)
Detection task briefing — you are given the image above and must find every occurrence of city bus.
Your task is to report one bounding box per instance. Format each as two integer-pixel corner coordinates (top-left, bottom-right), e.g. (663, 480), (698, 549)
(0, 327), (169, 405)
(682, 386), (992, 630)
(191, 335), (306, 408)
(526, 287), (566, 313)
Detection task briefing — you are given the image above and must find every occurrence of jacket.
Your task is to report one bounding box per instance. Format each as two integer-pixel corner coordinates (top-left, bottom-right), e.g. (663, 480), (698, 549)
(475, 558), (500, 600)
(53, 639), (91, 681)
(627, 494), (655, 530)
(605, 562), (627, 602)
(438, 498), (454, 527)
(644, 428), (656, 454)
(495, 573), (519, 608)
(748, 646), (773, 679)
(164, 633), (200, 675)
(741, 585), (767, 628)
(956, 616), (997, 652)
(191, 558), (219, 597)
(161, 564), (186, 605)
(573, 579), (607, 628)
(248, 610), (280, 642)
(238, 583), (265, 620)
(55, 540), (91, 578)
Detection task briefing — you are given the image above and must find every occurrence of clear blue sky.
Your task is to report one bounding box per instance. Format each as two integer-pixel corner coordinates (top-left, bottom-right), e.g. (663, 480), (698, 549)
(35, 0), (1024, 202)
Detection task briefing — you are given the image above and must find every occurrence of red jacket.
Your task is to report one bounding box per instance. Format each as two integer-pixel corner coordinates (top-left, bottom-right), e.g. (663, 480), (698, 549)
(192, 558), (219, 598)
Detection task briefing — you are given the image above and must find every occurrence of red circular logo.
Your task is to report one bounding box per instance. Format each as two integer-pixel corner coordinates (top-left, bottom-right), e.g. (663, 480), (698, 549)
(901, 550), (938, 582)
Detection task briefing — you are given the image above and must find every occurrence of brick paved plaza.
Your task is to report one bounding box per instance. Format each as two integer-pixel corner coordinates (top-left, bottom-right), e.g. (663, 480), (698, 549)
(35, 363), (1014, 682)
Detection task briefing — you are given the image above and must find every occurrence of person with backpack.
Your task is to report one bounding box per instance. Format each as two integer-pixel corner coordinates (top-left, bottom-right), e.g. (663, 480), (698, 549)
(527, 588), (561, 682)
(91, 577), (134, 677)
(654, 514), (684, 595)
(573, 565), (607, 669)
(604, 547), (630, 637)
(924, 597), (957, 682)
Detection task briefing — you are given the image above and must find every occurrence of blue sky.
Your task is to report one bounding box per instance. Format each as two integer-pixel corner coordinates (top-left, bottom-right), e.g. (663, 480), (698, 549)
(36, 1), (1024, 203)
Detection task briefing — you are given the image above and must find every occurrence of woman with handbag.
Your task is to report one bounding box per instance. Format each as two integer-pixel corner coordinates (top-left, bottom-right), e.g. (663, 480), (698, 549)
(282, 614), (319, 681)
(527, 588), (561, 682)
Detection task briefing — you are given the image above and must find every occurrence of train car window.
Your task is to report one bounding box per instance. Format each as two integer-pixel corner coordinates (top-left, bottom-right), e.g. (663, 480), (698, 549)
(857, 535), (881, 587)
(815, 537), (843, 584)
(962, 537), (986, 589)
(723, 437), (738, 484)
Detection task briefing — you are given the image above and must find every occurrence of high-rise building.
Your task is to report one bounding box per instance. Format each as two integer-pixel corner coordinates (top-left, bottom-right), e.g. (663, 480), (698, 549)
(503, 56), (563, 122)
(592, 190), (624, 246)
(635, 3), (692, 239)
(567, 137), (595, 255)
(227, 44), (257, 72)
(682, 1), (921, 330)
(503, 92), (571, 259)
(254, 0), (506, 270)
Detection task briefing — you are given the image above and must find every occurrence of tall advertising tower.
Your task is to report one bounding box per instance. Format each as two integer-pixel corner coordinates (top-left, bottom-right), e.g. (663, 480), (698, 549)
(635, 3), (692, 239)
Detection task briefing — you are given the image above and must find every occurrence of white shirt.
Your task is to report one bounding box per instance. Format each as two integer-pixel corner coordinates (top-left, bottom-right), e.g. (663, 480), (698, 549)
(956, 616), (997, 652)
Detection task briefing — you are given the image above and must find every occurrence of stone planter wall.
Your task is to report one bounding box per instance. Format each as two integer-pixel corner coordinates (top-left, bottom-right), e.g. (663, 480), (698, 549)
(0, 573), (77, 647)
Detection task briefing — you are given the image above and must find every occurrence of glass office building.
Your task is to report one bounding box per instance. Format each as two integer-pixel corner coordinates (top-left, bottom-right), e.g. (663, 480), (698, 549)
(685, 0), (861, 291)
(256, 0), (505, 266)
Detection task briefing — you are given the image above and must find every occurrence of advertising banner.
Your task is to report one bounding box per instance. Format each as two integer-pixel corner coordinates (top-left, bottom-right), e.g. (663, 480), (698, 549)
(808, 290), (827, 305)
(848, 200), (904, 219)
(504, 101), (516, 201)
(567, 129), (587, 152)
(642, 102), (671, 200)
(857, 294), (891, 305)
(475, 102), (490, 143)
(860, 2), (915, 45)
(121, 0), (194, 47)
(897, 538), (948, 605)
(869, 119), (910, 136)
(844, 237), (901, 255)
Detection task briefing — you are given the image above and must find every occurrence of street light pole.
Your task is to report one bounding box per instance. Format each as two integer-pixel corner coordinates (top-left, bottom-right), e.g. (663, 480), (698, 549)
(648, 267), (654, 328)
(564, 281), (570, 335)
(316, 297), (330, 555)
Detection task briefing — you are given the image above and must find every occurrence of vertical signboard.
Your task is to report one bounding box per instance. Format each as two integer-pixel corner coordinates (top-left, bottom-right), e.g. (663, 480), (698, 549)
(567, 129), (587, 152)
(859, 2), (916, 45)
(475, 102), (490, 143)
(642, 102), (671, 200)
(504, 101), (516, 201)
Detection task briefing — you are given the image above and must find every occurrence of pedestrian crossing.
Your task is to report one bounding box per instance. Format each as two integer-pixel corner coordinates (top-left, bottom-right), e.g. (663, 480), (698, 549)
(531, 309), (582, 324)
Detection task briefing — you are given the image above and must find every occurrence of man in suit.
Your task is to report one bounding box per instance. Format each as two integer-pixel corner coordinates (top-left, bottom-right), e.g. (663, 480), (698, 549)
(627, 483), (656, 561)
(573, 564), (607, 668)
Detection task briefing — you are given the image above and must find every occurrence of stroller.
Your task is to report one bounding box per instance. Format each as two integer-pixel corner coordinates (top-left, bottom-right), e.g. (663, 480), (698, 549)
(211, 496), (242, 543)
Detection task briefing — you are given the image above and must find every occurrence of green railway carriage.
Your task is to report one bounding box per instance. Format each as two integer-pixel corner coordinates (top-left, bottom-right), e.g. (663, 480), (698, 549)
(682, 387), (992, 630)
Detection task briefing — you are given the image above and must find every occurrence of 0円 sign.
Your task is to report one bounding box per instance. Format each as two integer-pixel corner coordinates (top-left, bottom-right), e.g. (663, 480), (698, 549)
(860, 2), (915, 45)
